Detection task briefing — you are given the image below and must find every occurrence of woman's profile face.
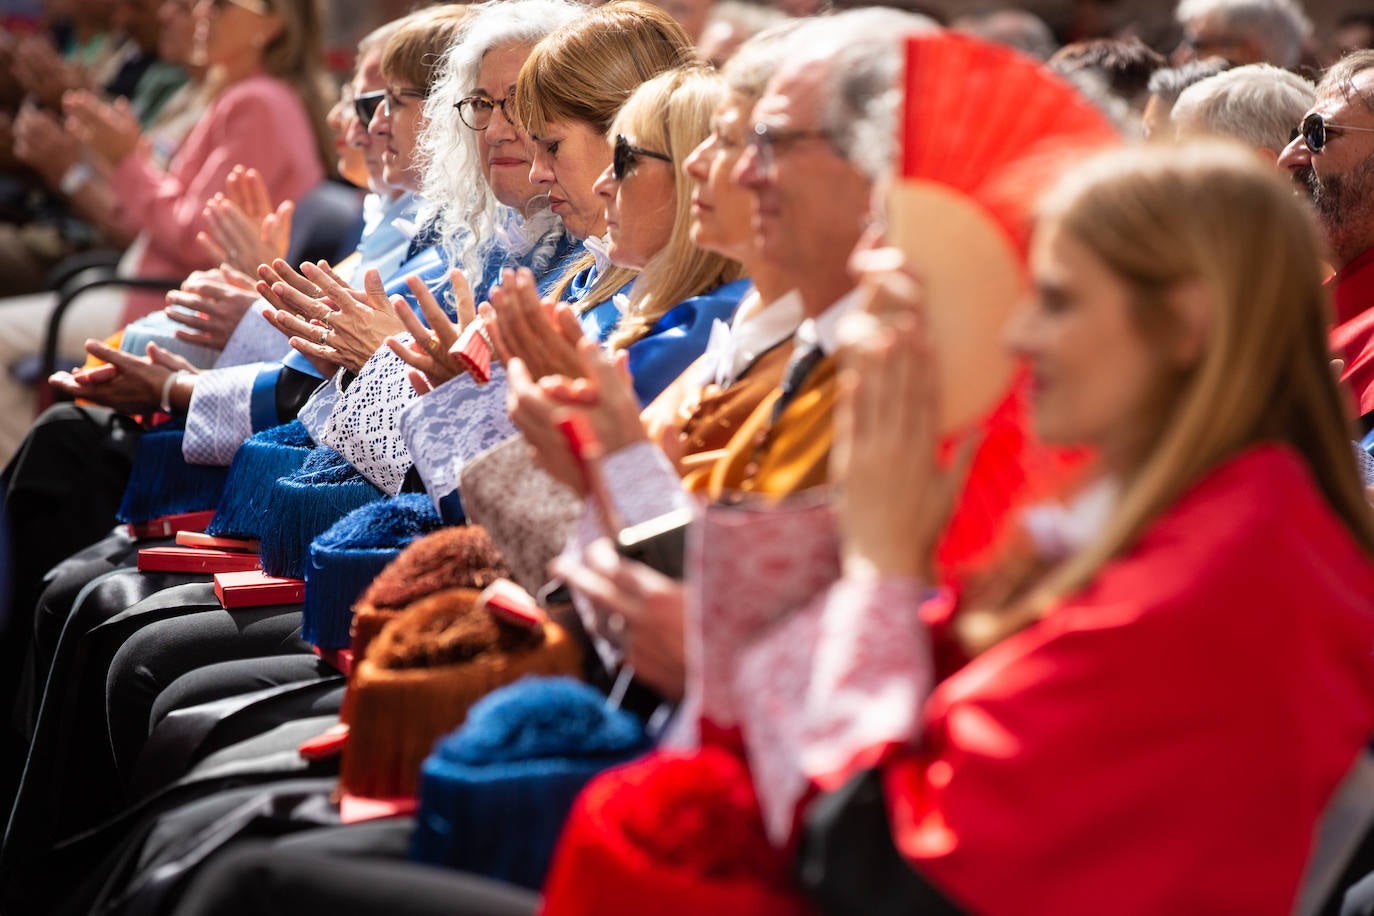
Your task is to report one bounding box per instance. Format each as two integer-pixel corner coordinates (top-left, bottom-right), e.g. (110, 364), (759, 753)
(371, 79), (429, 193)
(683, 95), (756, 263)
(528, 119), (612, 240)
(1005, 219), (1173, 466)
(593, 131), (677, 270)
(190, 0), (278, 70)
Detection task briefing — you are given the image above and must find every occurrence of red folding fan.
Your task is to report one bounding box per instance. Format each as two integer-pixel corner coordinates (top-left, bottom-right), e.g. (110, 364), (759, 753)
(889, 31), (1118, 575)
(889, 31), (1120, 435)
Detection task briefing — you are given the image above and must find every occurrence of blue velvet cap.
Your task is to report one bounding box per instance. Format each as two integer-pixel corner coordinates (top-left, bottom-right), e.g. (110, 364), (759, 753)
(409, 676), (651, 889)
(205, 420), (316, 538)
(116, 422), (230, 524)
(302, 493), (443, 648)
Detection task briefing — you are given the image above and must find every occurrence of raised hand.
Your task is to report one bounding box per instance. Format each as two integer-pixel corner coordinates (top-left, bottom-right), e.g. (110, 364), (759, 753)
(63, 90), (141, 166)
(386, 269), (477, 394)
(12, 104), (79, 187)
(164, 268), (262, 350)
(832, 250), (975, 583)
(481, 267), (586, 381)
(265, 263), (405, 372)
(13, 37), (82, 109)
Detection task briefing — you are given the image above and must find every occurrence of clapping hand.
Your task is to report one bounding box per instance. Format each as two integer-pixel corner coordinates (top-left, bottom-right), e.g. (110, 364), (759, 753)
(261, 261), (405, 373)
(63, 90), (141, 166)
(507, 334), (647, 495)
(48, 340), (198, 416)
(386, 269), (477, 394)
(197, 166), (294, 276)
(480, 268), (586, 381)
(12, 103), (79, 187)
(13, 37), (82, 110)
(831, 247), (976, 583)
(164, 268), (262, 350)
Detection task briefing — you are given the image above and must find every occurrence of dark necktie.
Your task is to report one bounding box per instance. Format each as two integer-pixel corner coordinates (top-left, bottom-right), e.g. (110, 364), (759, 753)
(772, 342), (824, 424)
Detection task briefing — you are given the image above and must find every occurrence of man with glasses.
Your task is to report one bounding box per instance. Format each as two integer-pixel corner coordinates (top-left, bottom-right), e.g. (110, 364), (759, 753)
(1171, 0), (1311, 69)
(696, 7), (934, 494)
(1280, 50), (1374, 425)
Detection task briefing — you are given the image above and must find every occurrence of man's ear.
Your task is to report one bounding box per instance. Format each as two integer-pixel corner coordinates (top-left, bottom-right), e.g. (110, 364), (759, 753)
(1165, 278), (1214, 368)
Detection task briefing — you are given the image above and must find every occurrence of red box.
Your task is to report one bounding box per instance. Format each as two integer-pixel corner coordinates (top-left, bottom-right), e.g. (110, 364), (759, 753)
(125, 509), (217, 540)
(176, 531), (260, 552)
(138, 546), (262, 574)
(213, 570), (306, 608)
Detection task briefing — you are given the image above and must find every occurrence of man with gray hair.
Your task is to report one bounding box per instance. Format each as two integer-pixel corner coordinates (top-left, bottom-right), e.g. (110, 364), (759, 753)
(1173, 0), (1312, 69)
(672, 6), (934, 492)
(1279, 49), (1374, 423)
(1171, 63), (1315, 156)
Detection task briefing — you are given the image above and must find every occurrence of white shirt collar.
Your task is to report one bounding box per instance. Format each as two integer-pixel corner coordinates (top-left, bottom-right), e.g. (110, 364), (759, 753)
(697, 288), (805, 388)
(797, 287), (862, 356)
(1021, 477), (1120, 562)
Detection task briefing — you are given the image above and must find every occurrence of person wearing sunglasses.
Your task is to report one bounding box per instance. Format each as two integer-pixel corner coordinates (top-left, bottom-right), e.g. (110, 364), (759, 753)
(584, 66), (750, 405)
(1280, 49), (1374, 428)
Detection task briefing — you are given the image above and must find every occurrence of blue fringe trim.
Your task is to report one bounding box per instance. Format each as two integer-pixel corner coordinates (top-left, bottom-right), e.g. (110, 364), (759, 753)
(116, 424), (230, 524)
(206, 421), (314, 538)
(257, 447), (383, 579)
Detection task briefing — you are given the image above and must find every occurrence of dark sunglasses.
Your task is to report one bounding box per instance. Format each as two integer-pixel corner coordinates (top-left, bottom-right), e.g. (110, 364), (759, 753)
(1299, 111), (1374, 153)
(612, 134), (671, 181)
(353, 91), (385, 125)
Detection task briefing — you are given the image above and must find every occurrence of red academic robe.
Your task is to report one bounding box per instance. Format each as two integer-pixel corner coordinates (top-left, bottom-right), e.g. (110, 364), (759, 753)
(1331, 246), (1374, 416)
(887, 444), (1374, 914)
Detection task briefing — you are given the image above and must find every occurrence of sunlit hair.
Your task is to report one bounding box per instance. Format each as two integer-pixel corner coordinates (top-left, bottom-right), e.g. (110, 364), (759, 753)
(606, 67), (747, 351)
(1175, 0), (1311, 70)
(242, 0), (335, 177)
(420, 0), (585, 282)
(514, 0), (696, 309)
(718, 19), (803, 103)
(1171, 63), (1313, 151)
(380, 5), (474, 94)
(961, 141), (1374, 652)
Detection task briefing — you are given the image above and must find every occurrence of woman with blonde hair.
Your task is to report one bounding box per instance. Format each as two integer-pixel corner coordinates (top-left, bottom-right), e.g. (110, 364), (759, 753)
(700, 139), (1374, 914)
(507, 0), (698, 343)
(592, 65), (749, 401)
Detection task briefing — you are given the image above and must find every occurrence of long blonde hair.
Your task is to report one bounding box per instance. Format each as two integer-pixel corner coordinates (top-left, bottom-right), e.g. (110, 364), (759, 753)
(962, 141), (1374, 652)
(607, 67), (747, 351)
(514, 0), (696, 309)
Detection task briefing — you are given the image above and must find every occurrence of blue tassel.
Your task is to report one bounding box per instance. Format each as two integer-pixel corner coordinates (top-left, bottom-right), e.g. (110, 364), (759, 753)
(116, 423), (230, 524)
(410, 677), (651, 888)
(206, 421), (315, 538)
(256, 446), (383, 579)
(302, 493), (443, 648)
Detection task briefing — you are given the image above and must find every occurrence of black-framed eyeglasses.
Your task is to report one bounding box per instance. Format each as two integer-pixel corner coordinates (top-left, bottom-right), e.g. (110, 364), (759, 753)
(456, 94), (513, 131)
(748, 121), (833, 175)
(353, 90), (385, 125)
(380, 87), (427, 118)
(612, 134), (672, 181)
(1299, 111), (1374, 153)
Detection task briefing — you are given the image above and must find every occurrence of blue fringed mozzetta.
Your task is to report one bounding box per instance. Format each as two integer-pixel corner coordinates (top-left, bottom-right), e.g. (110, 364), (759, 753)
(410, 677), (651, 888)
(205, 420), (317, 538)
(302, 493), (444, 648)
(256, 446), (383, 579)
(116, 422), (230, 524)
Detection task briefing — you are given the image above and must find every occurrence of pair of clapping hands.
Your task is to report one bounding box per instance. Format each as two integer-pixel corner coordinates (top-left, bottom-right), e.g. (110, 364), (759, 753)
(548, 248), (970, 702)
(13, 86), (143, 188)
(47, 168), (289, 412)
